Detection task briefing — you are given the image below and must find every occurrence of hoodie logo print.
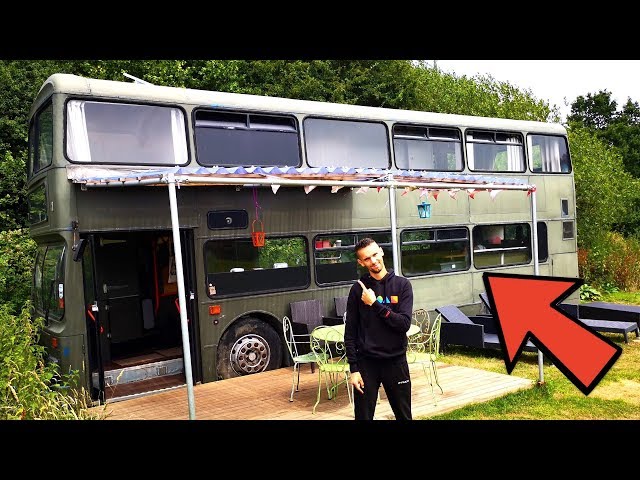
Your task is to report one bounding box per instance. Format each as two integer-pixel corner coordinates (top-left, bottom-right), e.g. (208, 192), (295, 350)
(376, 295), (398, 304)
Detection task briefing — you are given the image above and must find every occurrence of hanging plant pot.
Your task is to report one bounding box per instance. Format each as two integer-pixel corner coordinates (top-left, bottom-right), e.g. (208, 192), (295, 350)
(251, 219), (266, 247)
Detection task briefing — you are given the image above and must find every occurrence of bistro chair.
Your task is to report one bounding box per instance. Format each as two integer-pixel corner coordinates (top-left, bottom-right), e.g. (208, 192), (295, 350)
(282, 316), (318, 402)
(310, 325), (353, 414)
(406, 312), (443, 405)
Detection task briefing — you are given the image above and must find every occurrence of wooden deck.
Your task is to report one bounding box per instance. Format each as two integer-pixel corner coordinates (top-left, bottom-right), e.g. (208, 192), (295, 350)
(96, 361), (533, 420)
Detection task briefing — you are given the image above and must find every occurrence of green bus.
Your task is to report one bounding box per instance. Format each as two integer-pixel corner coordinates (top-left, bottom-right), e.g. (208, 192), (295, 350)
(26, 73), (576, 404)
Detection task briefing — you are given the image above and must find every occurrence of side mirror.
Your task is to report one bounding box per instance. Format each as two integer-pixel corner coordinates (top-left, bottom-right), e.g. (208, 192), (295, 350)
(73, 239), (87, 262)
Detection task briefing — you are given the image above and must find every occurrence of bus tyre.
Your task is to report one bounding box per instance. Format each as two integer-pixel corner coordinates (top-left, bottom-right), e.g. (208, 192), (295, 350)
(216, 317), (283, 380)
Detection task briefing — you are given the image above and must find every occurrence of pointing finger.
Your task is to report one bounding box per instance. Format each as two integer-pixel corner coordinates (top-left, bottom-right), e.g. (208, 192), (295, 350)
(357, 280), (366, 290)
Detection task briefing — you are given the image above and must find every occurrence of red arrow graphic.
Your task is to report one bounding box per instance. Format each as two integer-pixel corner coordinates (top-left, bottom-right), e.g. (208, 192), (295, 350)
(483, 273), (622, 395)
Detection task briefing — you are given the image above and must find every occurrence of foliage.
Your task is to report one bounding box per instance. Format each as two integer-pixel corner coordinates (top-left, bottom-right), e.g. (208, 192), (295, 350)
(0, 228), (36, 315)
(0, 149), (28, 230)
(568, 127), (639, 249)
(579, 284), (602, 302)
(412, 62), (558, 122)
(0, 302), (107, 419)
(579, 231), (640, 291)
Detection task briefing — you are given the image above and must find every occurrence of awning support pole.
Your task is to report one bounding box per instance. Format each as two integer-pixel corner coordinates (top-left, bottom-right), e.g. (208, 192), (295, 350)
(388, 177), (400, 274)
(167, 173), (196, 419)
(530, 188), (544, 385)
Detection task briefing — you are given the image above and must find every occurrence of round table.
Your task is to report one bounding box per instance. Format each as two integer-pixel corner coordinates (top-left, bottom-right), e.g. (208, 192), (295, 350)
(311, 322), (420, 341)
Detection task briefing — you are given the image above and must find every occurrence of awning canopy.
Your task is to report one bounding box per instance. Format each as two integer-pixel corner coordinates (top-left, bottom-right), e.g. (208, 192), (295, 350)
(66, 165), (534, 193)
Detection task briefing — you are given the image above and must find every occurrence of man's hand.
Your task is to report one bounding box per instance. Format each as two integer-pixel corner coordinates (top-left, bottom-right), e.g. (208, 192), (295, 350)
(349, 371), (365, 394)
(357, 280), (376, 306)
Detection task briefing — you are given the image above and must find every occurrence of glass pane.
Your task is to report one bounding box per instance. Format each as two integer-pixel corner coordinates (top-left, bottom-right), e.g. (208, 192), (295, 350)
(204, 237), (309, 297)
(528, 134), (571, 173)
(42, 245), (65, 321)
(67, 100), (188, 165)
(35, 103), (53, 172)
(473, 224), (531, 268)
(304, 118), (389, 168)
(28, 183), (48, 225)
(401, 228), (470, 275)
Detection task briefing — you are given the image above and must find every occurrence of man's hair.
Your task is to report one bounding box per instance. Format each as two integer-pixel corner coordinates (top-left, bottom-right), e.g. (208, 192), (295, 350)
(354, 237), (377, 256)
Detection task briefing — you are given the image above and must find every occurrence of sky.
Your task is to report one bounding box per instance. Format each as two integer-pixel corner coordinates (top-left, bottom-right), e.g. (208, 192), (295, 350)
(431, 60), (640, 122)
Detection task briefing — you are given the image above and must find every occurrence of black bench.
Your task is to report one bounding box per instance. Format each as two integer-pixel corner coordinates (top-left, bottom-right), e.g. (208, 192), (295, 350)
(480, 293), (639, 344)
(558, 304), (639, 344)
(436, 304), (538, 353)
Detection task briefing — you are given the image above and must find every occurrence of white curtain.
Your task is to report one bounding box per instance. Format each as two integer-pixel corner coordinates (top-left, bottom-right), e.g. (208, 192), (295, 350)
(67, 100), (92, 162)
(507, 144), (522, 171)
(542, 137), (561, 172)
(170, 109), (188, 165)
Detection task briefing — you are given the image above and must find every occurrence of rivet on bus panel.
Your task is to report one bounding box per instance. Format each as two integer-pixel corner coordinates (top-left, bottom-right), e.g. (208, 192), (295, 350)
(209, 305), (221, 315)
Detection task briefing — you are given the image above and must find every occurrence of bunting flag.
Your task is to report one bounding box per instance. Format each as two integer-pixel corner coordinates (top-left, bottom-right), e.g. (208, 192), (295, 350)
(448, 189), (460, 200)
(376, 186), (382, 192)
(401, 187), (413, 196)
(467, 189), (476, 199)
(355, 186), (369, 194)
(489, 189), (502, 201)
(430, 190), (439, 201)
(331, 185), (344, 193)
(419, 188), (429, 199)
(271, 184), (281, 194)
(304, 185), (316, 194)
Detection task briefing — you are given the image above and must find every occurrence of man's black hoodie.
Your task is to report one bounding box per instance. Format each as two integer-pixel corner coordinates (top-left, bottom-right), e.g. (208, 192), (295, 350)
(344, 269), (413, 374)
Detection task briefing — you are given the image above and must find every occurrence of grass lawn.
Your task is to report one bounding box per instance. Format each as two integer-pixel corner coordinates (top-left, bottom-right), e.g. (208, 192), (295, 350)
(419, 293), (640, 420)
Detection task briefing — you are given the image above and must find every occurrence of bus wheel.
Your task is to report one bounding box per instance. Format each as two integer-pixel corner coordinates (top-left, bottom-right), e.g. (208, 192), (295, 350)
(216, 317), (283, 380)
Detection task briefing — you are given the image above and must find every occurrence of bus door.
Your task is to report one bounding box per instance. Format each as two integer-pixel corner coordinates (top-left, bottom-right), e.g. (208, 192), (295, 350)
(179, 229), (202, 384)
(81, 234), (107, 402)
(93, 234), (143, 358)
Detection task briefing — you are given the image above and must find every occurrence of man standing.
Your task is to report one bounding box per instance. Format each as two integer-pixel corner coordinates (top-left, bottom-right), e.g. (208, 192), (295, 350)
(344, 237), (414, 420)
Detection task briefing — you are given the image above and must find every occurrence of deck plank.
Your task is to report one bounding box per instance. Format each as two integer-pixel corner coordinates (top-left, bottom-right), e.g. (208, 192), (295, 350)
(95, 361), (532, 420)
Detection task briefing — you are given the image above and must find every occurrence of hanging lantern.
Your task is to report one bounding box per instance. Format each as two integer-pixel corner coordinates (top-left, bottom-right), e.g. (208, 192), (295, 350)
(251, 219), (266, 247)
(417, 201), (431, 219)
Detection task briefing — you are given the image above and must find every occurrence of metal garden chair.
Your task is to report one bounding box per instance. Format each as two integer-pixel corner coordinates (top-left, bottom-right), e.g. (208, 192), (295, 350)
(406, 311), (443, 404)
(282, 315), (318, 402)
(310, 325), (353, 414)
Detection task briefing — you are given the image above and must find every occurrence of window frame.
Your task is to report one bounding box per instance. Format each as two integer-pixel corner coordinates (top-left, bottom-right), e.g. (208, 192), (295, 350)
(64, 98), (190, 166)
(400, 227), (470, 277)
(303, 116), (391, 169)
(392, 123), (464, 172)
(203, 235), (310, 298)
(193, 108), (302, 168)
(466, 129), (526, 173)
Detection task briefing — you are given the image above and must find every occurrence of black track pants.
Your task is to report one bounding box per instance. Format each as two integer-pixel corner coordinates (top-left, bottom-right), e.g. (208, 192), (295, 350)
(353, 355), (412, 420)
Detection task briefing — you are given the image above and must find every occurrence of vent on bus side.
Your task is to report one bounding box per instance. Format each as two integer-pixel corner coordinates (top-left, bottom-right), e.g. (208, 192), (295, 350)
(207, 210), (248, 230)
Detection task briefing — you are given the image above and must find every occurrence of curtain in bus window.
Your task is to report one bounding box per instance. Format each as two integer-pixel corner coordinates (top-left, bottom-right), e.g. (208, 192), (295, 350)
(171, 109), (188, 164)
(541, 136), (561, 172)
(507, 144), (523, 171)
(67, 100), (92, 162)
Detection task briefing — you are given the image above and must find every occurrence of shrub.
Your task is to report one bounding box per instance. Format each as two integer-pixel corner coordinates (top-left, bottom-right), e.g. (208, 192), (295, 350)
(0, 302), (107, 420)
(0, 229), (36, 315)
(578, 231), (640, 291)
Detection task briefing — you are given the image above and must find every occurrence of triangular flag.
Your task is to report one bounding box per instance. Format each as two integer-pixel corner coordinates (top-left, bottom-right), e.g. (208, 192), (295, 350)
(376, 186), (382, 193)
(489, 189), (502, 201)
(271, 184), (281, 194)
(419, 188), (428, 199)
(331, 185), (344, 193)
(401, 187), (412, 196)
(355, 187), (369, 194)
(304, 185), (316, 194)
(430, 190), (439, 201)
(467, 189), (476, 199)
(448, 189), (460, 200)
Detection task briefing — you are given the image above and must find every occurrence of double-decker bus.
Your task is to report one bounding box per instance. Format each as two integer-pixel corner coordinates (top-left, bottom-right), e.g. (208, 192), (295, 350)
(26, 73), (576, 404)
